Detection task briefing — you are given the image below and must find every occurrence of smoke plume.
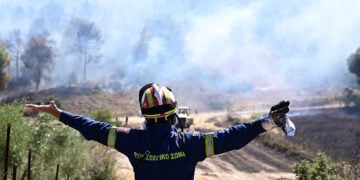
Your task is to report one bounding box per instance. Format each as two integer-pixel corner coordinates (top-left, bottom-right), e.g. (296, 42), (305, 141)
(1, 0), (359, 94)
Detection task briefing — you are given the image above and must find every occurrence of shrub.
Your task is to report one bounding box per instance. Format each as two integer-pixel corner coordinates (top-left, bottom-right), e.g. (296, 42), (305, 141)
(293, 152), (341, 180)
(0, 101), (31, 173)
(90, 108), (112, 123)
(0, 102), (119, 179)
(250, 112), (263, 120)
(114, 116), (122, 127)
(342, 88), (360, 107)
(86, 144), (120, 180)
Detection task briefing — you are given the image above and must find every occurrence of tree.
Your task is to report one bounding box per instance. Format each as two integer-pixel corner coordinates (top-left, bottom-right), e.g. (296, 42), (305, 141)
(342, 88), (359, 107)
(28, 17), (50, 41)
(4, 29), (24, 81)
(21, 36), (54, 90)
(347, 47), (360, 84)
(64, 18), (102, 81)
(0, 41), (11, 91)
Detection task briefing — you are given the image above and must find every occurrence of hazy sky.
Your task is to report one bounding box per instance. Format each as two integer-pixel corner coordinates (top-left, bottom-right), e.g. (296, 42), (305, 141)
(1, 0), (359, 91)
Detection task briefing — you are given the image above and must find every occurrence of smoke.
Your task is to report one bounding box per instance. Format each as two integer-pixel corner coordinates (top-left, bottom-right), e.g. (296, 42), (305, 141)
(1, 0), (359, 92)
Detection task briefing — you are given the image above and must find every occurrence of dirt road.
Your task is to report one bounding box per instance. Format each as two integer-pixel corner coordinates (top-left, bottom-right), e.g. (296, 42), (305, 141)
(115, 112), (296, 180)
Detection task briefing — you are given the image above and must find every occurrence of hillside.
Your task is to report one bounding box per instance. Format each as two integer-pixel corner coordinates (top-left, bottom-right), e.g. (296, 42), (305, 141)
(3, 86), (357, 163)
(1, 86), (140, 117)
(2, 86), (359, 179)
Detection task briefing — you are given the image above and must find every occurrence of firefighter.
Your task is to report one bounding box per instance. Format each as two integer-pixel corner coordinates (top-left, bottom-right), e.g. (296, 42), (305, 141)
(24, 83), (295, 180)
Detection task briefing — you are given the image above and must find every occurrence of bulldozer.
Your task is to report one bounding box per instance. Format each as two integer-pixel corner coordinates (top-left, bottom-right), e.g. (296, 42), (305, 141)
(176, 106), (193, 128)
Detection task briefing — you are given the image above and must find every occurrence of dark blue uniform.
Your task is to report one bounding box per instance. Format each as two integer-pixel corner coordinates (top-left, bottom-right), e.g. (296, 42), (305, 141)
(59, 111), (267, 180)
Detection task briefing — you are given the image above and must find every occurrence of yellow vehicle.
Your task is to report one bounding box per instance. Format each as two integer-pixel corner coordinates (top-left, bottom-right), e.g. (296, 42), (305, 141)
(176, 106), (193, 128)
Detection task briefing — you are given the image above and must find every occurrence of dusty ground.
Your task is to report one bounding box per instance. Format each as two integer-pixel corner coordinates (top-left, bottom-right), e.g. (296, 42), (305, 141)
(114, 111), (296, 180)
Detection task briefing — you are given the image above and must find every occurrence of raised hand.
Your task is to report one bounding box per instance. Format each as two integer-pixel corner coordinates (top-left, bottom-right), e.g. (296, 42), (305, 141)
(24, 101), (62, 119)
(269, 100), (290, 128)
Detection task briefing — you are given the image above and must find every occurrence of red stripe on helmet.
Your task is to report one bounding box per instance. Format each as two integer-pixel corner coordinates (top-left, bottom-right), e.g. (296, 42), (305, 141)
(150, 87), (159, 107)
(160, 86), (166, 105)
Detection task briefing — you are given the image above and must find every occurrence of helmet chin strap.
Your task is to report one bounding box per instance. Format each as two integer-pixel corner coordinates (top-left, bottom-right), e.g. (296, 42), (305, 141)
(174, 114), (184, 132)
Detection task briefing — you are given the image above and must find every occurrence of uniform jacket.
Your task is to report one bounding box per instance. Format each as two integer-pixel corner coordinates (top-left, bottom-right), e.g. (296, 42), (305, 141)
(59, 111), (267, 180)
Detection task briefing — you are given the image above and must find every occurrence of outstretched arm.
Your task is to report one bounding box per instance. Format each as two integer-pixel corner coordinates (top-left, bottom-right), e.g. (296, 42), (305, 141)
(186, 100), (295, 162)
(24, 101), (109, 142)
(24, 101), (62, 119)
(24, 101), (126, 150)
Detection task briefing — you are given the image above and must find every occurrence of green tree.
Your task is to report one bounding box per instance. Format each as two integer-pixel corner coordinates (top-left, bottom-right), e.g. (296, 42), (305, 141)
(27, 113), (89, 179)
(64, 18), (103, 81)
(347, 47), (360, 84)
(0, 42), (11, 91)
(21, 36), (55, 91)
(0, 102), (31, 175)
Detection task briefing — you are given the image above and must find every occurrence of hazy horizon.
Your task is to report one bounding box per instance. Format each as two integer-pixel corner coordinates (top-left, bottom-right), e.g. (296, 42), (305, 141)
(1, 0), (359, 93)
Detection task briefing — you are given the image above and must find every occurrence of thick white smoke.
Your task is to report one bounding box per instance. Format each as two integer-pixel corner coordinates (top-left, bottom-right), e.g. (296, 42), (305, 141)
(0, 0), (359, 92)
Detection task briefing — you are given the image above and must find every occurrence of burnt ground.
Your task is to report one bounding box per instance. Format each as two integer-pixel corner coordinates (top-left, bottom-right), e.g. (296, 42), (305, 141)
(289, 108), (360, 162)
